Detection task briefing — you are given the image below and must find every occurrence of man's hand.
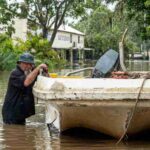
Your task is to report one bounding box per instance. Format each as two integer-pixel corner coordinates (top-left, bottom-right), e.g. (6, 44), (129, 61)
(24, 63), (48, 87)
(38, 64), (48, 74)
(38, 64), (48, 70)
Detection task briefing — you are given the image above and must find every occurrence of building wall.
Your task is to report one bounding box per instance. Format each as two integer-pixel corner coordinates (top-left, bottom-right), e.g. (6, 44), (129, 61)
(12, 18), (27, 41)
(0, 18), (27, 41)
(48, 31), (84, 49)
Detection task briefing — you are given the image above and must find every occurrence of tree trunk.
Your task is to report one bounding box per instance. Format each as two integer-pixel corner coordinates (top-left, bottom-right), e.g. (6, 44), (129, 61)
(42, 27), (48, 39)
(119, 28), (128, 71)
(119, 42), (127, 71)
(49, 27), (58, 47)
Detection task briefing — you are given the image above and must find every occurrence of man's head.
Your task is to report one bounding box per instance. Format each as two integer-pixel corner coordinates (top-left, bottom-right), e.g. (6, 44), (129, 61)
(17, 52), (35, 72)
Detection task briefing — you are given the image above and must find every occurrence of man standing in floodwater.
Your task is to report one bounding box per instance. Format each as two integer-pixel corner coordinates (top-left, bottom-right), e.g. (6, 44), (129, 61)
(2, 52), (48, 125)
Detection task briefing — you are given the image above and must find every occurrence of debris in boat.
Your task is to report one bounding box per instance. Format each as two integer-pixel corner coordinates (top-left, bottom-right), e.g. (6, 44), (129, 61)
(128, 72), (150, 79)
(111, 71), (150, 79)
(111, 71), (128, 79)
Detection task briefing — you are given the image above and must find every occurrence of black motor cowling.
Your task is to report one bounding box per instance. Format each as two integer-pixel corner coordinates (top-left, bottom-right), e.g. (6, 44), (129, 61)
(92, 49), (119, 78)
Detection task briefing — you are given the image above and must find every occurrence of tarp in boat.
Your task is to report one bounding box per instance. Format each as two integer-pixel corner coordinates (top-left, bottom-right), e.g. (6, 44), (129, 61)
(92, 49), (119, 78)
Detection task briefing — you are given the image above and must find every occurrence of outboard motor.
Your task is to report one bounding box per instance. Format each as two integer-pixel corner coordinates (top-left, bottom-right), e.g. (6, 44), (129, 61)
(92, 49), (119, 78)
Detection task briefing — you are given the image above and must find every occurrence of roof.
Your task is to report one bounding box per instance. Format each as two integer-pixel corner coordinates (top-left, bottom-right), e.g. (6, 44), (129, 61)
(51, 25), (85, 36)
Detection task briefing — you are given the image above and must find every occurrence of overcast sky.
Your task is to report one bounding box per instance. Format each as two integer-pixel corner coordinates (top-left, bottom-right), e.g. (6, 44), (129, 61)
(7, 0), (23, 4)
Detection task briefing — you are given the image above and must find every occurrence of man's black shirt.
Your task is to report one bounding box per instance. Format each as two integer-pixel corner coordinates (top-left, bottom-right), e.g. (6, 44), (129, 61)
(2, 65), (35, 124)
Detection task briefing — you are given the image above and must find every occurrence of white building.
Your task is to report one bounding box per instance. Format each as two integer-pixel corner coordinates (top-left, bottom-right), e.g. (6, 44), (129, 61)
(35, 25), (88, 63)
(12, 18), (27, 41)
(49, 25), (86, 63)
(49, 25), (85, 50)
(0, 18), (27, 41)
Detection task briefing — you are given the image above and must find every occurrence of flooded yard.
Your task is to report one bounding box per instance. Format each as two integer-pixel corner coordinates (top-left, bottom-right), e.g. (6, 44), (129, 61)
(0, 60), (149, 150)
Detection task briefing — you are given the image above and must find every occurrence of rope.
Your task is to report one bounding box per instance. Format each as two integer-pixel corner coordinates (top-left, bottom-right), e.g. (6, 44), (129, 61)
(116, 77), (147, 145)
(49, 110), (57, 125)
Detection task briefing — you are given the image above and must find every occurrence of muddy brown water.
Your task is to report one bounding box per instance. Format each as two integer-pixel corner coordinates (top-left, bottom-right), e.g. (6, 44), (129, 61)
(0, 61), (150, 150)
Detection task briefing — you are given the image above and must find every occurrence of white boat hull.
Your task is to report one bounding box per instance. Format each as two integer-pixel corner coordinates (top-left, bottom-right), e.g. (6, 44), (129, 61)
(33, 76), (150, 138)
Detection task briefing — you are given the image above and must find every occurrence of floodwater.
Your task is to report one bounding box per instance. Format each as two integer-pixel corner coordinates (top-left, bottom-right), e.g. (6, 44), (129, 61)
(0, 60), (150, 150)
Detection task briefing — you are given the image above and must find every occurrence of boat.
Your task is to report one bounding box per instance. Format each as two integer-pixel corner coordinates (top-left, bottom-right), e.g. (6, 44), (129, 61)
(33, 49), (150, 139)
(33, 74), (150, 139)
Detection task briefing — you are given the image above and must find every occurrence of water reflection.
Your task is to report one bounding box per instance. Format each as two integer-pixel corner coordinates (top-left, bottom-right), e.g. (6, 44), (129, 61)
(1, 125), (37, 149)
(127, 60), (150, 71)
(0, 124), (60, 150)
(1, 124), (150, 150)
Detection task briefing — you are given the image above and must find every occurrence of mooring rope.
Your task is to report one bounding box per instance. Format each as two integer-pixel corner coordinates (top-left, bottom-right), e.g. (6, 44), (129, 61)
(50, 110), (57, 125)
(116, 77), (147, 145)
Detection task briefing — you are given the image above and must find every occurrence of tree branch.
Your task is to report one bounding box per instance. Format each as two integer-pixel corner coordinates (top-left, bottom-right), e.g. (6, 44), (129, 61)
(28, 18), (41, 26)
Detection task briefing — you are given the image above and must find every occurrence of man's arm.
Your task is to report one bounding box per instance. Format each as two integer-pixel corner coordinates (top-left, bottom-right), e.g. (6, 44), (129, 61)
(24, 64), (48, 87)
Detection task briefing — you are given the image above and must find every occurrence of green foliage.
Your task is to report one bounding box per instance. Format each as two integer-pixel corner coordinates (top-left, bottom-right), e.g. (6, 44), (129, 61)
(0, 0), (16, 36)
(15, 35), (67, 72)
(0, 34), (18, 70)
(75, 0), (149, 59)
(106, 0), (150, 46)
(145, 0), (150, 7)
(75, 5), (122, 58)
(0, 33), (66, 71)
(125, 40), (139, 54)
(106, 0), (149, 11)
(125, 0), (146, 11)
(146, 26), (150, 36)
